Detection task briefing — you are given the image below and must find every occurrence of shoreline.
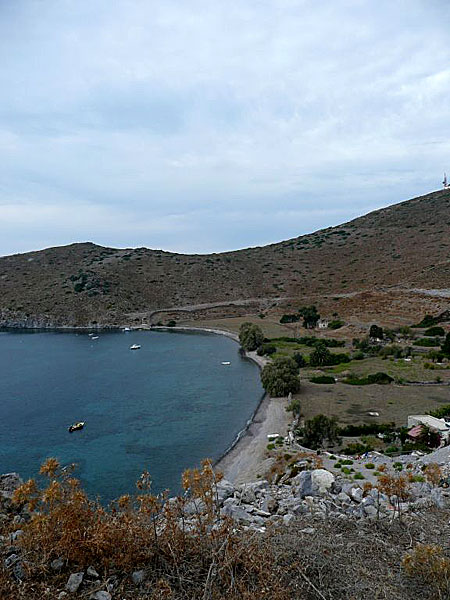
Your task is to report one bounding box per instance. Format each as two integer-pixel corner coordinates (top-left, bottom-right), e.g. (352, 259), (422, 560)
(151, 326), (292, 484)
(147, 326), (293, 483)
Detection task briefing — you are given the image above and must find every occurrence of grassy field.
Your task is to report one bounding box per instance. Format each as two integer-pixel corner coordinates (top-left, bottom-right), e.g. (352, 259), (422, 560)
(296, 380), (450, 427)
(320, 356), (450, 382)
(181, 316), (303, 338)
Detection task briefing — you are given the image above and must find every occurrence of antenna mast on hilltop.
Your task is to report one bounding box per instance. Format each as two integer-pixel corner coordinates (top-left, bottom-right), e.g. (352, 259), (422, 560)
(444, 173), (450, 189)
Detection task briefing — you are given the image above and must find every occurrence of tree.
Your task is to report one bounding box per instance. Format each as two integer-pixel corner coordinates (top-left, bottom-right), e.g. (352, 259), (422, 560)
(238, 322), (264, 352)
(292, 352), (306, 368)
(261, 356), (300, 397)
(301, 414), (341, 449)
(298, 305), (320, 329)
(369, 324), (383, 340)
(441, 332), (450, 357)
(309, 342), (331, 367)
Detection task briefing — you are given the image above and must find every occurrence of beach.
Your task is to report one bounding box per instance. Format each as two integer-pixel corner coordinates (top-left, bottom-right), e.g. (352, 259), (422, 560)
(215, 391), (291, 484)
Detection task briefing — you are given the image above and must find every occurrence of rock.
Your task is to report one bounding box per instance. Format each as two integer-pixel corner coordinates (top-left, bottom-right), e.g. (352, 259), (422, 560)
(361, 496), (374, 508)
(216, 479), (235, 502)
(336, 492), (351, 504)
(4, 553), (19, 568)
(221, 504), (254, 524)
(183, 498), (207, 515)
(363, 505), (378, 518)
(66, 572), (84, 593)
(51, 558), (64, 571)
(0, 473), (23, 500)
(311, 469), (335, 494)
(131, 570), (146, 585)
(90, 593), (111, 600)
(292, 471), (313, 497)
(430, 488), (445, 509)
(349, 487), (363, 503)
(283, 514), (295, 526)
(86, 565), (99, 578)
(10, 530), (23, 542)
(58, 593), (68, 600)
(293, 469), (335, 497)
(260, 495), (278, 514)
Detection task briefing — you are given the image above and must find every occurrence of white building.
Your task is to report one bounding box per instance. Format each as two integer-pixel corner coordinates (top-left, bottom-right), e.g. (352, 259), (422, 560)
(317, 319), (329, 329)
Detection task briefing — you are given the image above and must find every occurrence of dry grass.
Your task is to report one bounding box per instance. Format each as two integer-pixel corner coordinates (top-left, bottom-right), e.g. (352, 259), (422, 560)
(2, 459), (450, 599)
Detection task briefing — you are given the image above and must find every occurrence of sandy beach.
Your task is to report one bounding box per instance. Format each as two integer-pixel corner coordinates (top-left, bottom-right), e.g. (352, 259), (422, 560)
(215, 391), (291, 484)
(213, 349), (292, 484)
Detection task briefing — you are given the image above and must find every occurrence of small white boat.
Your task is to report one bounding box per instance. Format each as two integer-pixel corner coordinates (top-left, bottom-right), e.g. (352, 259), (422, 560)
(123, 327), (131, 332)
(221, 361), (231, 365)
(68, 421), (85, 433)
(130, 344), (141, 350)
(91, 336), (99, 340)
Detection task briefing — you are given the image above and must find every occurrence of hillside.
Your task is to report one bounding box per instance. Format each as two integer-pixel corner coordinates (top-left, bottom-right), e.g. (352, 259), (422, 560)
(1, 189), (449, 328)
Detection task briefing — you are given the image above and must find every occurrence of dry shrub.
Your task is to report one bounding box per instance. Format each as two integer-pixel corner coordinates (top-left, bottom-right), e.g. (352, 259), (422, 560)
(363, 481), (373, 494)
(377, 473), (410, 518)
(424, 463), (442, 486)
(266, 451), (322, 484)
(403, 544), (450, 598)
(6, 458), (289, 600)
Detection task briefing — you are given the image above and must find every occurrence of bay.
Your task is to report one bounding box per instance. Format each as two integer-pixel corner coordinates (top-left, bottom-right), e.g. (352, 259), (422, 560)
(0, 329), (263, 502)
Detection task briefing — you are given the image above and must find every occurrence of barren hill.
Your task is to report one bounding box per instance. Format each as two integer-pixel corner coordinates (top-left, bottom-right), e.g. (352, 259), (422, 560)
(1, 189), (449, 328)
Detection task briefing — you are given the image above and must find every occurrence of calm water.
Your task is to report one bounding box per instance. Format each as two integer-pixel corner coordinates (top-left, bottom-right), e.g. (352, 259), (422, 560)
(0, 329), (263, 501)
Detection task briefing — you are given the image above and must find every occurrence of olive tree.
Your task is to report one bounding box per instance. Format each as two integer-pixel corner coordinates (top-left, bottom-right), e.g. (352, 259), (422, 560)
(239, 322), (264, 351)
(261, 356), (300, 397)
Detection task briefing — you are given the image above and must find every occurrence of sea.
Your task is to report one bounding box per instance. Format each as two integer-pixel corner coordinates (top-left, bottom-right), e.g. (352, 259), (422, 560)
(0, 329), (263, 502)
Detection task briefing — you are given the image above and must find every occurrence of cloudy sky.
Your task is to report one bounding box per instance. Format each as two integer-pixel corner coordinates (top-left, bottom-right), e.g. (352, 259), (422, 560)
(1, 0), (449, 256)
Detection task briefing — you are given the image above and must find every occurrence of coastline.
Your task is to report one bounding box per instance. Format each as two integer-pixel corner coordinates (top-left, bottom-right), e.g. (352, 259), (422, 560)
(153, 325), (292, 484)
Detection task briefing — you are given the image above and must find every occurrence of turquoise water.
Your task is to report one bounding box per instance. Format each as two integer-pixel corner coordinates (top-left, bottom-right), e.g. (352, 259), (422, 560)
(0, 329), (263, 502)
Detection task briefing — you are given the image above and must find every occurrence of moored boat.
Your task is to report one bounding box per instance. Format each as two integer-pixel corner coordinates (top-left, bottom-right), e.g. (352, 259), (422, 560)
(130, 344), (141, 350)
(68, 421), (85, 433)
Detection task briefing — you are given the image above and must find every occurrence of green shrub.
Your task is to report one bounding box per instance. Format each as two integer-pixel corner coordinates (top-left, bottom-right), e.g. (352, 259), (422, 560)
(267, 443), (275, 450)
(367, 372), (394, 384)
(328, 320), (344, 330)
(343, 372), (393, 386)
(341, 459), (354, 465)
(354, 472), (364, 480)
(339, 423), (395, 437)
(256, 343), (276, 356)
(342, 442), (373, 455)
(424, 326), (445, 337)
(279, 314), (300, 323)
(365, 463), (375, 469)
(167, 320), (177, 327)
(385, 446), (399, 454)
(341, 467), (352, 475)
(309, 375), (336, 384)
(414, 337), (441, 347)
(412, 315), (439, 328)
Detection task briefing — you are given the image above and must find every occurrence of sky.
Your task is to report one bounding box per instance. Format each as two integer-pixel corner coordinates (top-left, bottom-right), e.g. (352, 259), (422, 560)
(1, 0), (450, 256)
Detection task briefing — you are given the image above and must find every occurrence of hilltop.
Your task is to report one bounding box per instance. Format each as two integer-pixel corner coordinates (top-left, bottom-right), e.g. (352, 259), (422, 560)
(1, 188), (449, 328)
